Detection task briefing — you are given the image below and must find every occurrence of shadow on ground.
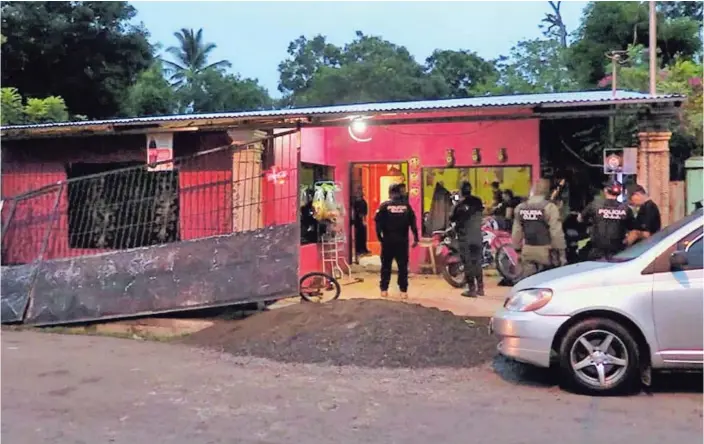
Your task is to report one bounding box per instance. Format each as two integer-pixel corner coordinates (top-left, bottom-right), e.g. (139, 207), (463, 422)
(492, 355), (703, 394)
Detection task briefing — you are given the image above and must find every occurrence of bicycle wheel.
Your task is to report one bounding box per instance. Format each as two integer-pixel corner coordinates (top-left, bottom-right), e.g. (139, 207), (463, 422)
(299, 272), (341, 303)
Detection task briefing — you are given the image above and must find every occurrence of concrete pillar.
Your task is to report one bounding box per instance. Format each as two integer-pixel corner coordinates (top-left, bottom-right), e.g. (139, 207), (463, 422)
(637, 131), (672, 225)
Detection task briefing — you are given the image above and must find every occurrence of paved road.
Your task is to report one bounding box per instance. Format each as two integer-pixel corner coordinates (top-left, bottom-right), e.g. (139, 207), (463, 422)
(2, 331), (702, 444)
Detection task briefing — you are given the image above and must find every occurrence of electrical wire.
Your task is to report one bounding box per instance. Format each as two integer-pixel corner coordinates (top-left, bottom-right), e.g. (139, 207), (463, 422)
(558, 135), (604, 168)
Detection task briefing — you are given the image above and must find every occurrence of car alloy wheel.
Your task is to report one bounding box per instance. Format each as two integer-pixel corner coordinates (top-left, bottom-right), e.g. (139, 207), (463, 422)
(559, 318), (640, 395)
(569, 329), (629, 389)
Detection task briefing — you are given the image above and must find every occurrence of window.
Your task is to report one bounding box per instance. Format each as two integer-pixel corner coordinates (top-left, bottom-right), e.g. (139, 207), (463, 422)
(299, 163), (334, 245)
(421, 166), (531, 235)
(67, 162), (180, 249)
(685, 237), (703, 269)
(612, 213), (701, 263)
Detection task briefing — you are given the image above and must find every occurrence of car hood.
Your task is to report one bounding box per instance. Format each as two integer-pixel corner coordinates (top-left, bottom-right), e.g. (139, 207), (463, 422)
(513, 261), (623, 292)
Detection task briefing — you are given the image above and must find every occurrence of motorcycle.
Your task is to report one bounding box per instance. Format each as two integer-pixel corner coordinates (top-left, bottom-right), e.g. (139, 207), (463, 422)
(433, 217), (515, 289)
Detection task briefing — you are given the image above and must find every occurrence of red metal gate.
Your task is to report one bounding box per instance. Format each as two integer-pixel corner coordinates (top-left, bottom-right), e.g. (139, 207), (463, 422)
(1, 130), (300, 326)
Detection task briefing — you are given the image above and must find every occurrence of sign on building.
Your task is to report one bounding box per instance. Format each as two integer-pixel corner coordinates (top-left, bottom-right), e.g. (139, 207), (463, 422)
(603, 148), (637, 175)
(146, 133), (174, 172)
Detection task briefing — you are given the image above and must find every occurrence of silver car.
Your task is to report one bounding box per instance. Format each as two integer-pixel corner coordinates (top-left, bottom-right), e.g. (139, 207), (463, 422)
(491, 208), (703, 395)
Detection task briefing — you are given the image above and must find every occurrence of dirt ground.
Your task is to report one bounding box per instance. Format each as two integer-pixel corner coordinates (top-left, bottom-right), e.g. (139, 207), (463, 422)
(2, 330), (702, 444)
(272, 271), (508, 317)
(182, 299), (496, 368)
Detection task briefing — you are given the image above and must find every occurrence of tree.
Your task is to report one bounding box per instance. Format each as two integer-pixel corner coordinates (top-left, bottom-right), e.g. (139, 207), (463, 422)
(476, 39), (578, 94)
(425, 49), (497, 98)
(24, 96), (69, 123)
(1, 87), (24, 125)
(540, 1), (569, 48)
(599, 44), (703, 177)
(1, 87), (69, 125)
(162, 28), (231, 90)
(278, 31), (449, 106)
(568, 2), (702, 87)
(1, 1), (153, 119)
(278, 35), (341, 97)
(122, 62), (178, 117)
(184, 69), (272, 113)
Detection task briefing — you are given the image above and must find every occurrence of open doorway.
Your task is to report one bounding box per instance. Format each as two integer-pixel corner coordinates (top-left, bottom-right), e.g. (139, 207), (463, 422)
(349, 162), (409, 261)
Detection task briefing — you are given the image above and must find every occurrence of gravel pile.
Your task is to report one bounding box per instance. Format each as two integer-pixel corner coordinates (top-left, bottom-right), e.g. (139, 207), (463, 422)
(183, 299), (498, 368)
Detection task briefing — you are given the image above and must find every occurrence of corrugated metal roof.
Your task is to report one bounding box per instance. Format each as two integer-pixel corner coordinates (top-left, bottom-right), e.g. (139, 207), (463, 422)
(1, 90), (684, 132)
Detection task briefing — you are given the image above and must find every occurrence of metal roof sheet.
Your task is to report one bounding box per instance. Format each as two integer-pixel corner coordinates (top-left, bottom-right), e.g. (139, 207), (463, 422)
(0, 90), (684, 132)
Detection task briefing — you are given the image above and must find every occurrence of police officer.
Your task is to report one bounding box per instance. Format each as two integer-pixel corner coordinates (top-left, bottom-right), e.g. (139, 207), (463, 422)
(449, 181), (485, 297)
(579, 180), (634, 260)
(512, 179), (566, 278)
(374, 183), (419, 299)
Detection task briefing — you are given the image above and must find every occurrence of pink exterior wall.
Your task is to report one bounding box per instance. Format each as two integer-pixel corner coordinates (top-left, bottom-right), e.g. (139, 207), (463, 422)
(300, 108), (541, 273)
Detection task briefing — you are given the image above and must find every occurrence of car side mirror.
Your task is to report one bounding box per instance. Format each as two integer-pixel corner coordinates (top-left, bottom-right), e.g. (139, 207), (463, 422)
(670, 250), (689, 269)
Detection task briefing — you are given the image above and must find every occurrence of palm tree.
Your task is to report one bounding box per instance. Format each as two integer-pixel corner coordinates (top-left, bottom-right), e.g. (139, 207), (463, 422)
(162, 28), (231, 89)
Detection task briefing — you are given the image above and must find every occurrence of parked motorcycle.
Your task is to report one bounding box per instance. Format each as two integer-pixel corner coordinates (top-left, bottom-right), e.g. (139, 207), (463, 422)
(433, 217), (514, 289)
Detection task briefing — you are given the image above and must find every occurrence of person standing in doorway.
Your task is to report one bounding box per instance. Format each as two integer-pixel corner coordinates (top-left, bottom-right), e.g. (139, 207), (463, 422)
(512, 179), (566, 278)
(450, 181), (485, 297)
(375, 183), (419, 299)
(352, 186), (370, 257)
(626, 184), (662, 245)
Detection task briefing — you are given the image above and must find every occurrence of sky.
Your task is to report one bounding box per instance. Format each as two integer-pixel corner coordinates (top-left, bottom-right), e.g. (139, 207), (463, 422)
(132, 1), (589, 97)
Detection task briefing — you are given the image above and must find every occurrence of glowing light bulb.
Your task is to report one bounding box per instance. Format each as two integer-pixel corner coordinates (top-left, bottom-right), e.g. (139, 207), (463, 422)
(351, 119), (367, 135)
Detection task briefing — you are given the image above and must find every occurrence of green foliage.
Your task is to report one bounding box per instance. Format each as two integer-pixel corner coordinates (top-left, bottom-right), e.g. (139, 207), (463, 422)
(278, 31), (449, 107)
(1, 1), (153, 119)
(24, 96), (69, 123)
(162, 28), (231, 89)
(614, 44), (703, 153)
(568, 1), (703, 86)
(123, 62), (178, 117)
(477, 39), (578, 94)
(425, 49), (497, 98)
(1, 87), (24, 125)
(183, 69), (272, 113)
(1, 87), (69, 124)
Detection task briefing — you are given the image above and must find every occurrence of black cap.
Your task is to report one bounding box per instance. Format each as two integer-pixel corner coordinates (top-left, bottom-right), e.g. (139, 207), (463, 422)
(389, 183), (402, 194)
(604, 179), (623, 196)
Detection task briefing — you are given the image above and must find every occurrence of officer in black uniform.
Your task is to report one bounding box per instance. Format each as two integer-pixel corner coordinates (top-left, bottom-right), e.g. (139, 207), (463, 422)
(579, 180), (634, 260)
(449, 181), (485, 297)
(512, 179), (566, 277)
(374, 183), (419, 299)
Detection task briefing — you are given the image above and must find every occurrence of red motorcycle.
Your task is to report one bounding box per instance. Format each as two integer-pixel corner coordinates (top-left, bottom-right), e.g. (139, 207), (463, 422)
(484, 220), (522, 284)
(433, 217), (520, 288)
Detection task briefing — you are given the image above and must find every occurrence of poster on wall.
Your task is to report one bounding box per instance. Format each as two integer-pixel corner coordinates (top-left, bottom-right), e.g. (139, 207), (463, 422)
(146, 133), (174, 172)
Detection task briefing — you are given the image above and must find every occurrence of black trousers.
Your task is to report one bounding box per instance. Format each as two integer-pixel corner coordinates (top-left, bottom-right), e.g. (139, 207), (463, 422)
(459, 244), (483, 288)
(380, 241), (409, 292)
(354, 220), (368, 254)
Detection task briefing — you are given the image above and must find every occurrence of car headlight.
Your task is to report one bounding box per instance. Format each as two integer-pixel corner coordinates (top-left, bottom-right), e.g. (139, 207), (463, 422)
(504, 288), (553, 312)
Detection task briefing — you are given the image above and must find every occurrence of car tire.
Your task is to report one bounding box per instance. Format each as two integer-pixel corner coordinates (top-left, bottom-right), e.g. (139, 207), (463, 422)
(558, 317), (641, 395)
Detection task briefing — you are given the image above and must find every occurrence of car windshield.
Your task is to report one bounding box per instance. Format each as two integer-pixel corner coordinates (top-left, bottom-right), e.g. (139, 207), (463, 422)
(609, 209), (703, 262)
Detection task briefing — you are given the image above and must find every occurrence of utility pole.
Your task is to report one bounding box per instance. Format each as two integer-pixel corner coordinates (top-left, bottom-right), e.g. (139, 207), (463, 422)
(605, 51), (628, 146)
(605, 50), (628, 197)
(649, 0), (657, 95)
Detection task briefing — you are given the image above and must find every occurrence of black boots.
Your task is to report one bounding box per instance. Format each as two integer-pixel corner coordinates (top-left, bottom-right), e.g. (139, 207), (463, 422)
(461, 276), (484, 298)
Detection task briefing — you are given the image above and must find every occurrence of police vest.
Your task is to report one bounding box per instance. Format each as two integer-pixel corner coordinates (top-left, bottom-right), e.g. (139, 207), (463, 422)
(519, 201), (551, 246)
(593, 199), (630, 250)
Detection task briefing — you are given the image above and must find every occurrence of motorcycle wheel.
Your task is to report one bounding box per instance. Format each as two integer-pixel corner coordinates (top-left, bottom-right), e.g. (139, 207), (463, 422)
(442, 257), (466, 288)
(495, 245), (522, 285)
